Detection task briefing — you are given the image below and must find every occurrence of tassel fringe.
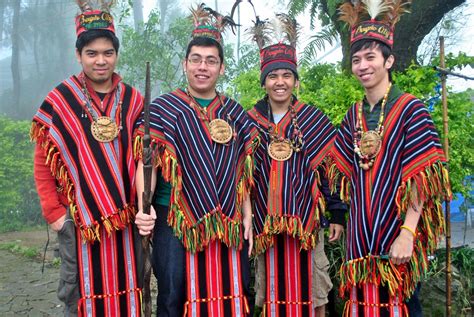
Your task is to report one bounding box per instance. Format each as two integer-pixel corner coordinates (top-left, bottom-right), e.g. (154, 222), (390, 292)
(339, 237), (430, 301)
(31, 122), (137, 243)
(253, 169), (325, 256)
(327, 161), (351, 203)
(339, 161), (451, 302)
(135, 135), (255, 253)
(395, 161), (451, 254)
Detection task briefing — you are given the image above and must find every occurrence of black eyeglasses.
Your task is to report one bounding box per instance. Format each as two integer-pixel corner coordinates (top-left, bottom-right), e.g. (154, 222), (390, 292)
(188, 56), (220, 66)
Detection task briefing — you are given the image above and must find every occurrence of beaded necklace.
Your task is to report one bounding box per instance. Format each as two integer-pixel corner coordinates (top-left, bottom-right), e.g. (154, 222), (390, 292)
(186, 89), (235, 145)
(265, 97), (304, 161)
(354, 82), (392, 170)
(80, 75), (123, 143)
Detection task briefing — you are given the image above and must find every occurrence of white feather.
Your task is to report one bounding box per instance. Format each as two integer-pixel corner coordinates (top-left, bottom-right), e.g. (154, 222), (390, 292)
(362, 0), (389, 19)
(270, 17), (285, 43)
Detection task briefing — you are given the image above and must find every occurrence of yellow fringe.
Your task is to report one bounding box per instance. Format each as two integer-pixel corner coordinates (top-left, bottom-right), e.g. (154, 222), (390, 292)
(253, 165), (327, 256)
(32, 122), (137, 243)
(327, 162), (350, 203)
(339, 236), (430, 301)
(395, 162), (451, 254)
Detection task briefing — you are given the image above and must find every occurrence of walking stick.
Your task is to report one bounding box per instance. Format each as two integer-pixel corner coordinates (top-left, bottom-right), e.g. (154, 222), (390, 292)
(142, 61), (153, 317)
(439, 36), (452, 317)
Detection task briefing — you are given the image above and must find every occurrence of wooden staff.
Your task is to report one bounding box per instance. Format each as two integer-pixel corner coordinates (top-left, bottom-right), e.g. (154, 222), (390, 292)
(142, 61), (153, 317)
(439, 36), (452, 317)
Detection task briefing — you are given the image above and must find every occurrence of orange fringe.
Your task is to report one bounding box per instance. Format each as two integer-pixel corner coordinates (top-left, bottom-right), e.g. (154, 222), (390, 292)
(253, 168), (326, 256)
(338, 161), (451, 303)
(134, 135), (254, 253)
(31, 122), (137, 243)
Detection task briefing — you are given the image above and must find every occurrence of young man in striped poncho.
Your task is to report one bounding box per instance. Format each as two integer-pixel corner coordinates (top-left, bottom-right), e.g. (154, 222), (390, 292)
(330, 1), (451, 315)
(248, 14), (347, 317)
(134, 4), (256, 316)
(31, 2), (143, 316)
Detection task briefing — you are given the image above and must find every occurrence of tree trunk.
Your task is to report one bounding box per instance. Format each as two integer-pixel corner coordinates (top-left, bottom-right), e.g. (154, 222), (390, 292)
(33, 0), (41, 76)
(11, 0), (21, 116)
(133, 0), (144, 33)
(392, 0), (465, 70)
(0, 0), (5, 43)
(320, 0), (466, 72)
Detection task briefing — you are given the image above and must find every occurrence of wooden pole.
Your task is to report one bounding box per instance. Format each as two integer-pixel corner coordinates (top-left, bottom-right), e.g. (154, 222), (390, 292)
(142, 62), (153, 317)
(440, 36), (452, 317)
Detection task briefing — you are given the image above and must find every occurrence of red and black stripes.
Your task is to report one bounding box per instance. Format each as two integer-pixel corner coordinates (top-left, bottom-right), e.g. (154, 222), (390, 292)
(32, 74), (143, 241)
(333, 94), (445, 261)
(248, 99), (336, 254)
(184, 240), (250, 316)
(31, 73), (143, 316)
(264, 235), (315, 317)
(77, 225), (141, 316)
(331, 92), (449, 311)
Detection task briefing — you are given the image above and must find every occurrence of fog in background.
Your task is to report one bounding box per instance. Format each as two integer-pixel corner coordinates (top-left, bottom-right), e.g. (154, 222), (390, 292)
(0, 0), (472, 120)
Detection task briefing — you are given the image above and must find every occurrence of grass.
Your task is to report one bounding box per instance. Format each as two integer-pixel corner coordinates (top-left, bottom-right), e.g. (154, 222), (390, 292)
(0, 241), (40, 259)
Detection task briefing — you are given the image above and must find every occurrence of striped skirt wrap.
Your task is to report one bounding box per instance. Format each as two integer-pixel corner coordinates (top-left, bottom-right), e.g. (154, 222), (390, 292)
(77, 224), (141, 316)
(263, 235), (315, 317)
(344, 283), (408, 317)
(184, 240), (250, 316)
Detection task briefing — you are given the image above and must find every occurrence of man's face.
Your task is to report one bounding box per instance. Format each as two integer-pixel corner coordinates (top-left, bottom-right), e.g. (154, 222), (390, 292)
(351, 44), (394, 91)
(183, 45), (224, 98)
(263, 69), (298, 106)
(76, 37), (117, 90)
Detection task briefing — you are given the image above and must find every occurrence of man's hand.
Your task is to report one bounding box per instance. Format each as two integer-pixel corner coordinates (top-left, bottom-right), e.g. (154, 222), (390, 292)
(389, 229), (414, 265)
(135, 206), (157, 236)
(50, 214), (66, 232)
(328, 223), (344, 242)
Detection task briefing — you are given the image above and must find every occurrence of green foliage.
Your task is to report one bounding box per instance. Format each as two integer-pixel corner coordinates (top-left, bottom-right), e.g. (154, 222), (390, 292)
(51, 256), (62, 268)
(118, 10), (192, 93)
(298, 63), (363, 125)
(300, 25), (339, 66)
(433, 52), (474, 70)
(0, 116), (41, 232)
(232, 55), (473, 197)
(0, 242), (39, 259)
(227, 67), (261, 110)
(432, 90), (473, 197)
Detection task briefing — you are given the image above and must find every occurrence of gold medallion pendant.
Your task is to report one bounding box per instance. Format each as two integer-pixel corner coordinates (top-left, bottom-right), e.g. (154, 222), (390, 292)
(268, 140), (293, 161)
(91, 116), (119, 142)
(359, 130), (382, 158)
(209, 118), (233, 144)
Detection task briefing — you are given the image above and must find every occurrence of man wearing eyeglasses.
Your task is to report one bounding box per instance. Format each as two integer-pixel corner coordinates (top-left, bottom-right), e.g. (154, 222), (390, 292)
(134, 5), (257, 316)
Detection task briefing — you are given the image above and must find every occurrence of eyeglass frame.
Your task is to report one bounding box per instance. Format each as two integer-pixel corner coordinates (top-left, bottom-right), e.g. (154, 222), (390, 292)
(187, 54), (221, 67)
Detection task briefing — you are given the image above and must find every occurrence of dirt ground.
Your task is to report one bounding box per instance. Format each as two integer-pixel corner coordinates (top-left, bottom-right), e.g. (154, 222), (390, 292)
(0, 228), (158, 316)
(0, 229), (62, 316)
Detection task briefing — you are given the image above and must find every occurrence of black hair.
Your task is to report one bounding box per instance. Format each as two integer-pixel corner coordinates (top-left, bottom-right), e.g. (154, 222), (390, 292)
(350, 39), (393, 81)
(75, 29), (120, 54)
(185, 37), (224, 64)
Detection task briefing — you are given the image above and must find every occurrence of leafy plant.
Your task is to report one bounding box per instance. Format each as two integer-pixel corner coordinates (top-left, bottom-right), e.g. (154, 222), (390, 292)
(118, 10), (192, 94)
(0, 116), (41, 232)
(0, 242), (39, 259)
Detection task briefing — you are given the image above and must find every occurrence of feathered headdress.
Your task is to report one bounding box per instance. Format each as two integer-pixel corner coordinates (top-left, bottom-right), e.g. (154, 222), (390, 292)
(189, 3), (238, 45)
(249, 13), (299, 51)
(75, 0), (116, 37)
(249, 13), (300, 85)
(339, 0), (412, 48)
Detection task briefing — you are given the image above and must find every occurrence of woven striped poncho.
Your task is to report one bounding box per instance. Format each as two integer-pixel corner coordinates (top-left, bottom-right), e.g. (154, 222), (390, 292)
(135, 89), (258, 253)
(248, 99), (336, 255)
(329, 92), (451, 304)
(31, 73), (143, 241)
